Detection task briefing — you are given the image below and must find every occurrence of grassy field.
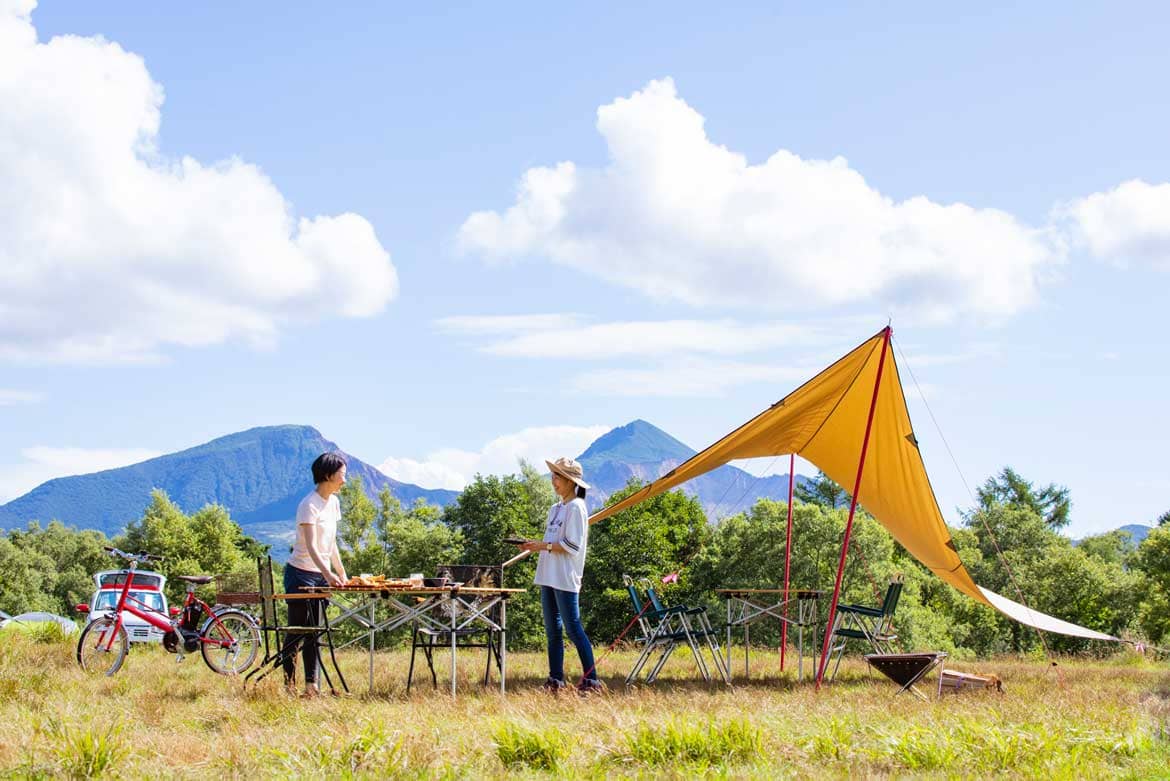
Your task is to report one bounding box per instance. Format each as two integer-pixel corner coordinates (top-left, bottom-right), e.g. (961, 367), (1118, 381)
(2, 628), (1169, 779)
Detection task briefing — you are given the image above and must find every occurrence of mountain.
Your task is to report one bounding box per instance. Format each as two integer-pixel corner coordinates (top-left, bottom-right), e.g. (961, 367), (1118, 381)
(1116, 524), (1154, 545)
(0, 426), (457, 543)
(576, 420), (812, 519)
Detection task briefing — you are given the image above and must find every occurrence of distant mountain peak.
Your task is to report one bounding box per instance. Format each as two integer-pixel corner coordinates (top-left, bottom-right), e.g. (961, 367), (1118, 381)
(0, 424), (457, 541)
(578, 419), (695, 464)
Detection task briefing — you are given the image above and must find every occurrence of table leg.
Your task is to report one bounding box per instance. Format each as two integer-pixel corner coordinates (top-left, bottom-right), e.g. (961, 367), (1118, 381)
(725, 598), (732, 679)
(450, 596), (457, 698)
(745, 622), (750, 678)
(798, 604), (804, 683)
(368, 601), (375, 693)
(500, 598), (507, 695)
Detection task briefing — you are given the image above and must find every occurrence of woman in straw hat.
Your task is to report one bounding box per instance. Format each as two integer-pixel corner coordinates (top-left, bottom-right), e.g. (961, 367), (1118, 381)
(515, 457), (603, 694)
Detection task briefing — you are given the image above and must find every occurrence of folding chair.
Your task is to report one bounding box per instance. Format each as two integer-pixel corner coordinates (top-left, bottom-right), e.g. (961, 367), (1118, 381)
(245, 556), (348, 693)
(827, 574), (904, 682)
(406, 564), (503, 691)
(623, 575), (731, 686)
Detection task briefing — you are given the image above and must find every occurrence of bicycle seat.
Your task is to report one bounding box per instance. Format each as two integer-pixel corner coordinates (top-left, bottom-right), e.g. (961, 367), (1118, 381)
(177, 575), (214, 585)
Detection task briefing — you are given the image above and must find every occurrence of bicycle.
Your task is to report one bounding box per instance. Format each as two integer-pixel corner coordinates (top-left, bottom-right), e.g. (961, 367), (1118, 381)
(76, 547), (261, 677)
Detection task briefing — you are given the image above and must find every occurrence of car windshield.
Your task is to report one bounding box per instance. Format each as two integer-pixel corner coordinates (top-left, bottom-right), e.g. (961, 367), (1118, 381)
(95, 590), (164, 612)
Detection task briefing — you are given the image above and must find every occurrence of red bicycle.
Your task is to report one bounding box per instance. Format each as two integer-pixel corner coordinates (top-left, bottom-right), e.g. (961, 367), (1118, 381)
(76, 547), (261, 677)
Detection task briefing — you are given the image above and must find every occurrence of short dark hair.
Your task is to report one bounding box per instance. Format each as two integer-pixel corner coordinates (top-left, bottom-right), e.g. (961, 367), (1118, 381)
(311, 452), (347, 484)
(576, 485), (587, 500)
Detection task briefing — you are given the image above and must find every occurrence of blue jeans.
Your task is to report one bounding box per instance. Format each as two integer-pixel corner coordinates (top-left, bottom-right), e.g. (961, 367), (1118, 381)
(541, 586), (598, 683)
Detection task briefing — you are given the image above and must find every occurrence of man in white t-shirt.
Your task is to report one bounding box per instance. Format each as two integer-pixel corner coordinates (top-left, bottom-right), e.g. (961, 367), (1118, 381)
(516, 457), (602, 694)
(282, 451), (349, 698)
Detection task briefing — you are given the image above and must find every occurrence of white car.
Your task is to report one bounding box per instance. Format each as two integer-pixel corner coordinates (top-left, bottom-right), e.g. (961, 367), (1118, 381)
(80, 569), (170, 644)
(0, 611), (79, 635)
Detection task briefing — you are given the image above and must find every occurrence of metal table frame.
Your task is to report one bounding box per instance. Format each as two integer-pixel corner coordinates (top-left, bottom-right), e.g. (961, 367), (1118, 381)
(716, 588), (823, 681)
(308, 586), (525, 697)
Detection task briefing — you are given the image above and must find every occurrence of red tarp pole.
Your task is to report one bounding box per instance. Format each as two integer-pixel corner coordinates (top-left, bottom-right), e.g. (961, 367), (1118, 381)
(781, 453), (795, 672)
(815, 326), (892, 689)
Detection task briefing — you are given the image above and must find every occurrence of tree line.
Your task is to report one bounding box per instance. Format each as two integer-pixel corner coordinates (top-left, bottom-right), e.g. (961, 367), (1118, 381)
(3, 463), (1169, 658)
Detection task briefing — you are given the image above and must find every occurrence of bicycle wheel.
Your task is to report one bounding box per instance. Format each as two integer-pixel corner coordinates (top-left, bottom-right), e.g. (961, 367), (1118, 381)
(200, 609), (261, 675)
(76, 616), (129, 676)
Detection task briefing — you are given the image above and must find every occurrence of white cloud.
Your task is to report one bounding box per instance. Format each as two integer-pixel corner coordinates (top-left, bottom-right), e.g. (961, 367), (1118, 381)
(0, 444), (162, 503)
(1057, 179), (1170, 270)
(435, 314), (584, 335)
(378, 424), (611, 490)
(0, 389), (43, 405)
(570, 358), (812, 398)
(459, 78), (1061, 324)
(481, 319), (825, 359)
(0, 2), (398, 364)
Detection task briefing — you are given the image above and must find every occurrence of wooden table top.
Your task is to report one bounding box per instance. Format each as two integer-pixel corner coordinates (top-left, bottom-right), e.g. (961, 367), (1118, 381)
(299, 586), (527, 596)
(716, 588), (824, 596)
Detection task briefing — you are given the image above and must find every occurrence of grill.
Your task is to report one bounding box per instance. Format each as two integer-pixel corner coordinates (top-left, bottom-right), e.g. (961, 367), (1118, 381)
(435, 564), (503, 589)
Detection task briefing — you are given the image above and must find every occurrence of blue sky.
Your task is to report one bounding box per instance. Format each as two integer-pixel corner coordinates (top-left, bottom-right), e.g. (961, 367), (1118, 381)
(1, 1), (1167, 537)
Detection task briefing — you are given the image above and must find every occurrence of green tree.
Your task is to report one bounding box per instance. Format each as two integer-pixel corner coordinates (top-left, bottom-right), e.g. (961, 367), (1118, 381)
(383, 499), (464, 578)
(1133, 525), (1170, 643)
(7, 521), (111, 614)
(794, 471), (849, 509)
(337, 475), (378, 556)
(116, 490), (253, 604)
(976, 467), (1071, 530)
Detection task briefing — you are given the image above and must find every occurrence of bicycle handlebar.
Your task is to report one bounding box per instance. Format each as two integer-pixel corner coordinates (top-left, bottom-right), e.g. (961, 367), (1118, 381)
(103, 546), (164, 563)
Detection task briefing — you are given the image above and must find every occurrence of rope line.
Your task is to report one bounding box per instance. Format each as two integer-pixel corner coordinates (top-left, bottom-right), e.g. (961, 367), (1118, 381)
(893, 337), (1055, 666)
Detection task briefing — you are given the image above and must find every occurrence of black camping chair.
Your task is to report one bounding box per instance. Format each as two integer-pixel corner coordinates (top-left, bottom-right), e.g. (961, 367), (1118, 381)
(406, 564), (503, 691)
(827, 574), (904, 682)
(245, 556), (348, 694)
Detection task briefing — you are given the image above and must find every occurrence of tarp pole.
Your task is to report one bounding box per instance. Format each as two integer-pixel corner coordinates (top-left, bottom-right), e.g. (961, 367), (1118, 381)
(815, 326), (892, 689)
(781, 453), (794, 672)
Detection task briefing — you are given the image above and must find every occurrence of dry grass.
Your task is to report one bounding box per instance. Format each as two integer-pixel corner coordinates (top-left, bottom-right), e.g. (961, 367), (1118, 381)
(2, 631), (1169, 779)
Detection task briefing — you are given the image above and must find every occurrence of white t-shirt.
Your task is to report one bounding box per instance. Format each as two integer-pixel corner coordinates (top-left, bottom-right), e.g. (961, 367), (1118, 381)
(287, 490), (340, 573)
(533, 498), (589, 593)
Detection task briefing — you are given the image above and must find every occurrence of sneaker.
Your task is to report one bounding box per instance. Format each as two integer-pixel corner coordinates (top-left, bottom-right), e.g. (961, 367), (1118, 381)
(577, 678), (607, 696)
(541, 677), (567, 694)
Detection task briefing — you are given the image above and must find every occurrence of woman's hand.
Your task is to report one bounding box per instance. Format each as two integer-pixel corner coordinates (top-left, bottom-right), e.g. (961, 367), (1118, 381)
(325, 571), (345, 588)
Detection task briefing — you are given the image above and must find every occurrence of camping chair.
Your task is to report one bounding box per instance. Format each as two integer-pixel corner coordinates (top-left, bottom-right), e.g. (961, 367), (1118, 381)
(827, 574), (904, 682)
(406, 564), (503, 691)
(623, 575), (731, 686)
(245, 556), (348, 694)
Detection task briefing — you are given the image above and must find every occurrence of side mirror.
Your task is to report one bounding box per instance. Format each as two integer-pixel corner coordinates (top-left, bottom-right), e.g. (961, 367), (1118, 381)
(75, 603), (90, 614)
(169, 606), (181, 617)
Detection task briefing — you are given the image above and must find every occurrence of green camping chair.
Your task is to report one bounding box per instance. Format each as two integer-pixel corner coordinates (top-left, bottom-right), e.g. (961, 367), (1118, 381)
(827, 574), (904, 681)
(623, 575), (731, 686)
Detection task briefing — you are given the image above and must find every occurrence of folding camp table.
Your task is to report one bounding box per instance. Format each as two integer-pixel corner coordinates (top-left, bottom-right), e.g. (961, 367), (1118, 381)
(309, 585), (526, 697)
(863, 651), (948, 701)
(717, 588), (823, 681)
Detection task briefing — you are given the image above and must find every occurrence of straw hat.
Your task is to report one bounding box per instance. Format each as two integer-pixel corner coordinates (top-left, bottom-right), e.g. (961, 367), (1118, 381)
(545, 457), (590, 490)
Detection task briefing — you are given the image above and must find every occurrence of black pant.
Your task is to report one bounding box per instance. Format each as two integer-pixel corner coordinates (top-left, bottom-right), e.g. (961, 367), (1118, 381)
(281, 565), (326, 685)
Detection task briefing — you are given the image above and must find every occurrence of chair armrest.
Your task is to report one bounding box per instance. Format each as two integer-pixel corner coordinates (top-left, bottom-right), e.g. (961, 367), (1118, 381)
(651, 605), (689, 617)
(837, 604), (883, 617)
